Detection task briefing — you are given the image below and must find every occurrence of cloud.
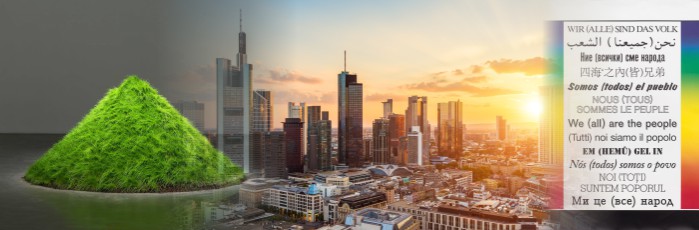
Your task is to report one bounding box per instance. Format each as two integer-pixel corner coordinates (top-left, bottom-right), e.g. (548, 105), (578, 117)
(365, 93), (409, 102)
(403, 79), (520, 97)
(471, 65), (484, 74)
(401, 56), (546, 97)
(256, 68), (322, 84)
(462, 75), (488, 83)
(161, 64), (216, 102)
(486, 57), (548, 76)
(274, 89), (334, 104)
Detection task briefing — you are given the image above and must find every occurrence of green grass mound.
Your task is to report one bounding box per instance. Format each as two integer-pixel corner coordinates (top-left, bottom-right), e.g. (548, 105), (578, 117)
(25, 76), (243, 192)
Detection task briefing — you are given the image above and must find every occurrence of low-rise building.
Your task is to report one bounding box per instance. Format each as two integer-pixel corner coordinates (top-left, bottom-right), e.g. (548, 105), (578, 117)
(239, 178), (288, 209)
(483, 178), (500, 191)
(424, 204), (537, 230)
(318, 208), (420, 230)
(261, 185), (323, 222)
(313, 170), (374, 190)
(337, 192), (388, 223)
(387, 200), (435, 230)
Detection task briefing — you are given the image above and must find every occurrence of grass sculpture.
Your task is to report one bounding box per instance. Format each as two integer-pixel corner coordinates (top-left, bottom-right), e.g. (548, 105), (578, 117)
(24, 76), (243, 192)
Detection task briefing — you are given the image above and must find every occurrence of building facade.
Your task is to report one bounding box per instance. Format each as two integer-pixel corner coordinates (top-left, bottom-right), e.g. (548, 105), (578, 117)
(306, 106), (333, 171)
(216, 12), (253, 173)
(437, 100), (463, 158)
(496, 115), (507, 141)
(405, 96), (430, 165)
(372, 118), (390, 164)
(288, 102), (306, 158)
(382, 99), (393, 118)
(338, 70), (364, 167)
(173, 100), (205, 133)
(283, 118), (304, 173)
(239, 178), (287, 209)
(334, 208), (420, 230)
(406, 126), (423, 165)
(539, 85), (563, 166)
(388, 114), (406, 165)
(336, 192), (388, 224)
(262, 185), (324, 222)
(264, 131), (287, 179)
(424, 205), (537, 230)
(252, 90), (272, 132)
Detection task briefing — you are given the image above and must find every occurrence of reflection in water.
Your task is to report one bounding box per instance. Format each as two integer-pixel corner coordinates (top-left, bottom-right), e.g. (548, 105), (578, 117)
(0, 134), (240, 230)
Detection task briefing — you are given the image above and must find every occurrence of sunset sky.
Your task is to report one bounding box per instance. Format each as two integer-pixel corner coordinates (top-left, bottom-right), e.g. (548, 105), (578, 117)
(162, 0), (550, 129)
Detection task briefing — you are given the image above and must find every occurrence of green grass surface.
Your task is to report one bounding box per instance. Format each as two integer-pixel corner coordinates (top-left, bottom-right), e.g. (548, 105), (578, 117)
(25, 76), (242, 192)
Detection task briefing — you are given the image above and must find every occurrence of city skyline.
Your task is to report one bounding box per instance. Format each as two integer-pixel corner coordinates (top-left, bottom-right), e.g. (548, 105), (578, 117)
(165, 1), (548, 130)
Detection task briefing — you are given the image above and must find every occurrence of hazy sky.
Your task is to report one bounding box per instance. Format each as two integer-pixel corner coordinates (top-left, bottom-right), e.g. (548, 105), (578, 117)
(1, 0), (551, 133)
(4, 1), (698, 133)
(164, 0), (551, 130)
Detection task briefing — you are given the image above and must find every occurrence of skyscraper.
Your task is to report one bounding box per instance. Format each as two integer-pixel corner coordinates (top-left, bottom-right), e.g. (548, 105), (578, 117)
(306, 106), (332, 171)
(364, 138), (374, 163)
(250, 90), (272, 179)
(288, 102), (306, 120)
(264, 131), (287, 179)
(382, 99), (393, 118)
(372, 118), (390, 164)
(250, 132), (265, 178)
(173, 100), (205, 133)
(252, 90), (272, 132)
(283, 118), (304, 173)
(319, 111), (332, 170)
(437, 100), (463, 158)
(216, 11), (253, 173)
(388, 114), (405, 165)
(288, 102), (306, 157)
(406, 126), (423, 165)
(338, 52), (364, 167)
(405, 96), (430, 164)
(496, 116), (507, 141)
(539, 85), (563, 166)
(306, 106), (321, 171)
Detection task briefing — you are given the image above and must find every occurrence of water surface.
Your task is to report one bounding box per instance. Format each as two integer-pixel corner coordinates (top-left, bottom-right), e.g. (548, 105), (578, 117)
(0, 134), (239, 230)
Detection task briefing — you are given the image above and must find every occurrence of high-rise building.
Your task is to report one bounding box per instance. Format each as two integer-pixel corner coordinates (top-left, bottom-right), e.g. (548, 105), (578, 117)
(437, 100), (463, 158)
(405, 96), (430, 164)
(306, 106), (332, 171)
(288, 102), (306, 157)
(306, 106), (321, 171)
(283, 118), (304, 173)
(173, 100), (205, 133)
(216, 11), (253, 173)
(364, 138), (374, 163)
(264, 131), (287, 179)
(539, 85), (563, 166)
(252, 90), (272, 132)
(398, 136), (409, 165)
(406, 126), (423, 165)
(338, 52), (364, 167)
(251, 90), (272, 178)
(372, 118), (390, 164)
(496, 116), (507, 141)
(318, 111), (332, 170)
(382, 99), (393, 118)
(288, 102), (306, 120)
(388, 114), (406, 165)
(250, 132), (265, 178)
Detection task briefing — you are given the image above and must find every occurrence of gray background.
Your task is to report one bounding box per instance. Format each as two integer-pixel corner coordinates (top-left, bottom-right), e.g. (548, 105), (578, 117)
(0, 1), (172, 133)
(0, 0), (295, 134)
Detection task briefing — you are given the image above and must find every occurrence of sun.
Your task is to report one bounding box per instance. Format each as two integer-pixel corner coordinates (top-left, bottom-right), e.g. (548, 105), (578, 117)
(523, 99), (542, 118)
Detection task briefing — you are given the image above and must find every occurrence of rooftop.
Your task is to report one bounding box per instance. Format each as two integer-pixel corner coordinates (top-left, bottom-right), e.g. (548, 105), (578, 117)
(270, 185), (319, 195)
